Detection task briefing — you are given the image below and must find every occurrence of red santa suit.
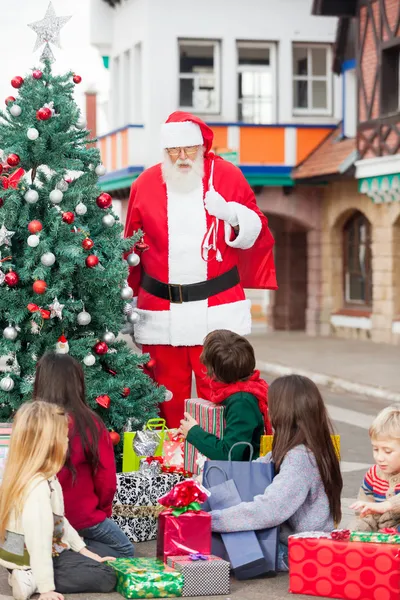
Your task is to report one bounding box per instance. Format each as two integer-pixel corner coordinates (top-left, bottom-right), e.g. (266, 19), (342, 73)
(124, 112), (277, 428)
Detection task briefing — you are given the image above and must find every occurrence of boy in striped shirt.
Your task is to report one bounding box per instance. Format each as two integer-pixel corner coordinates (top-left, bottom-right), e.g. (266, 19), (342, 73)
(350, 406), (400, 531)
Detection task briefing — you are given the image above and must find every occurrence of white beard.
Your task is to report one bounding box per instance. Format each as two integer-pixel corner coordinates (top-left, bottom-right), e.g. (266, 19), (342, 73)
(162, 150), (205, 193)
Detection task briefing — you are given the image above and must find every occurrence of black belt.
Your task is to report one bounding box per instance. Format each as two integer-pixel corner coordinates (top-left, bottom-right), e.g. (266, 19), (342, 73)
(142, 267), (240, 304)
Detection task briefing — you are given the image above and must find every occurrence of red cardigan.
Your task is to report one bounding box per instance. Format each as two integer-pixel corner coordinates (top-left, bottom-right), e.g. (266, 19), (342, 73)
(58, 419), (117, 530)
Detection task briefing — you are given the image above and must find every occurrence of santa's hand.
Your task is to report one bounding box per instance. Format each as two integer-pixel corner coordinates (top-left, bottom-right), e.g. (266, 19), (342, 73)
(204, 190), (238, 226)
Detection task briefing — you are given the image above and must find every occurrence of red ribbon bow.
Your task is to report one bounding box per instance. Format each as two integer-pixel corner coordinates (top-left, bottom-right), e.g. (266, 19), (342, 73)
(331, 529), (350, 541)
(161, 465), (192, 478)
(28, 303), (51, 319)
(145, 456), (164, 465)
(1, 168), (24, 189)
(380, 528), (398, 534)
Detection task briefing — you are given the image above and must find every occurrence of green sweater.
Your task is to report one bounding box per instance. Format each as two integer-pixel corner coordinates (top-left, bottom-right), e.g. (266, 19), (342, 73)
(186, 392), (264, 461)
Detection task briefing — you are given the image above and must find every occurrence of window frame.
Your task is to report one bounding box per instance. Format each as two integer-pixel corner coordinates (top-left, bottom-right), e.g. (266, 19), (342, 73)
(178, 39), (221, 115)
(343, 212), (372, 308)
(292, 43), (332, 116)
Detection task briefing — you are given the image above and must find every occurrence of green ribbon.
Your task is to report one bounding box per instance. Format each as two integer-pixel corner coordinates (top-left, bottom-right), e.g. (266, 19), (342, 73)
(171, 501), (202, 517)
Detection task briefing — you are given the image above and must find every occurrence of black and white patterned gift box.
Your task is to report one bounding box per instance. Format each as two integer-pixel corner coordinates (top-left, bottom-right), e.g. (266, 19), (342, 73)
(167, 555), (230, 597)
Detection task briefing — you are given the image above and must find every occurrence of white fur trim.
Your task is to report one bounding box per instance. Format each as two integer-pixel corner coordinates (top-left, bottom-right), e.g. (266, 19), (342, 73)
(134, 299), (252, 346)
(161, 121), (203, 149)
(224, 202), (262, 250)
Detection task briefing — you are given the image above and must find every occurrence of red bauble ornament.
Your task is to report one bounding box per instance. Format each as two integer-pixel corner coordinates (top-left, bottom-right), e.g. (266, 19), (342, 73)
(5, 96), (15, 106)
(32, 70), (43, 80)
(4, 271), (19, 287)
(73, 74), (82, 84)
(96, 394), (111, 409)
(135, 238), (150, 252)
(122, 387), (131, 397)
(36, 107), (52, 121)
(0, 165), (3, 175)
(28, 220), (43, 233)
(147, 358), (156, 369)
(82, 238), (94, 251)
(11, 76), (24, 89)
(86, 255), (99, 268)
(33, 280), (47, 294)
(7, 154), (20, 167)
(94, 341), (108, 355)
(109, 431), (120, 445)
(62, 212), (75, 225)
(96, 192), (112, 209)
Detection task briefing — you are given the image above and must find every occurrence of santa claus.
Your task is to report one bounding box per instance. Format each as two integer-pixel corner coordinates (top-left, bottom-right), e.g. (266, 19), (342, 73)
(124, 111), (277, 428)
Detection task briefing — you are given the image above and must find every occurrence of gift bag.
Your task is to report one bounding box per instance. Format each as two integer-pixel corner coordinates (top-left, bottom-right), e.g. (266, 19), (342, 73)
(260, 434), (341, 459)
(163, 429), (185, 467)
(122, 418), (166, 473)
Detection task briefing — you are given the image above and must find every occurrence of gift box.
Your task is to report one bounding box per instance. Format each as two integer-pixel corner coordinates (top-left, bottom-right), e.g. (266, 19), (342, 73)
(350, 530), (400, 544)
(167, 554), (230, 597)
(289, 534), (400, 599)
(111, 505), (164, 544)
(122, 418), (166, 473)
(260, 434), (340, 459)
(184, 398), (225, 475)
(108, 557), (183, 599)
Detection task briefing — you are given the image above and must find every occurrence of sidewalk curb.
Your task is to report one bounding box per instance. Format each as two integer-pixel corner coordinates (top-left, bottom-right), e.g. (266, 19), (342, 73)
(257, 360), (400, 404)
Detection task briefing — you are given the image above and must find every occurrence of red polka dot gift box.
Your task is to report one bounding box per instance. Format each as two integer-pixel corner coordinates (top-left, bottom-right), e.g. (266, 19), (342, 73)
(288, 533), (400, 600)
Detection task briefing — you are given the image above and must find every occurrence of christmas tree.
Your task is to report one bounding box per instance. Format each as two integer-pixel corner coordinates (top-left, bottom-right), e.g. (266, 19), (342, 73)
(0, 7), (164, 446)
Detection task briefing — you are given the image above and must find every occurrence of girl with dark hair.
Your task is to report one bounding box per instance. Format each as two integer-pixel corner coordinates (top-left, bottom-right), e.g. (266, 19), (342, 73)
(34, 353), (134, 559)
(210, 374), (343, 571)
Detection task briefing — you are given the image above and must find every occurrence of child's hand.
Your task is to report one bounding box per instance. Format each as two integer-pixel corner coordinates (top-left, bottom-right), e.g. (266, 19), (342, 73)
(79, 547), (116, 563)
(39, 592), (64, 600)
(350, 500), (391, 516)
(178, 413), (199, 438)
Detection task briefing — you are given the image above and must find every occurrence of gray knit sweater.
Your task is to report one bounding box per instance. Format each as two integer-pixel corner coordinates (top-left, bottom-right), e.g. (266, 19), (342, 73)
(211, 445), (334, 543)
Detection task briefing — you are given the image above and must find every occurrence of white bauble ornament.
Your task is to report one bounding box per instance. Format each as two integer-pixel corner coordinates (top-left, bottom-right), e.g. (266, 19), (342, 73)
(49, 189), (63, 204)
(103, 330), (116, 344)
(76, 117), (87, 130)
(27, 234), (40, 248)
(164, 389), (173, 402)
(10, 105), (22, 117)
(56, 179), (69, 192)
(77, 310), (91, 326)
(75, 202), (87, 216)
(0, 376), (14, 392)
(83, 353), (96, 366)
(121, 285), (134, 300)
(127, 311), (140, 324)
(40, 252), (56, 267)
(27, 127), (39, 141)
(102, 214), (115, 228)
(127, 252), (140, 267)
(95, 164), (107, 177)
(3, 326), (17, 341)
(24, 189), (39, 204)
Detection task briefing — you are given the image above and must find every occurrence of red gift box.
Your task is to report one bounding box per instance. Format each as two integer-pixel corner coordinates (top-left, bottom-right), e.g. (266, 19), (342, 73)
(289, 536), (400, 600)
(157, 510), (211, 562)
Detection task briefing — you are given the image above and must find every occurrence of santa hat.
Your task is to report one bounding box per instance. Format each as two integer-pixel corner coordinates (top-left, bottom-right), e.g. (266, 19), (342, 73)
(160, 111), (214, 155)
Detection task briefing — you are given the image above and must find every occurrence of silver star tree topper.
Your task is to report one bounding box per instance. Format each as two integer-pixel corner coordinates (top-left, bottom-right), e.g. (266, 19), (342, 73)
(28, 2), (71, 63)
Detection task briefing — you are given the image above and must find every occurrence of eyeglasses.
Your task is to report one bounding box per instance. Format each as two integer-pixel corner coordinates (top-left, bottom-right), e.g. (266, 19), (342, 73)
(166, 146), (200, 157)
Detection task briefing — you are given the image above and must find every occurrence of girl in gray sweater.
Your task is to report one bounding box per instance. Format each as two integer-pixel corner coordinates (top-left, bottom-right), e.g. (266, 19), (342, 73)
(211, 375), (343, 571)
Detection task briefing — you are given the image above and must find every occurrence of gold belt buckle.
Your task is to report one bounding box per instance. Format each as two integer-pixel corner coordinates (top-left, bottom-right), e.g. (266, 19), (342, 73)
(168, 283), (183, 304)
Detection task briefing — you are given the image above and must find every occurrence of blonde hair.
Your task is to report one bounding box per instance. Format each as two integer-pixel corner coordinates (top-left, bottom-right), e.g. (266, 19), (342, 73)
(0, 401), (68, 541)
(369, 405), (400, 441)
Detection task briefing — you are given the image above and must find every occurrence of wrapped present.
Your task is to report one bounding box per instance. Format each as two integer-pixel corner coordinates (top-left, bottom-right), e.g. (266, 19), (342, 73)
(157, 480), (212, 561)
(350, 530), (400, 544)
(260, 433), (341, 458)
(139, 456), (164, 476)
(107, 557), (183, 599)
(289, 534), (400, 599)
(167, 554), (230, 597)
(184, 398), (225, 475)
(122, 418), (166, 473)
(163, 429), (185, 467)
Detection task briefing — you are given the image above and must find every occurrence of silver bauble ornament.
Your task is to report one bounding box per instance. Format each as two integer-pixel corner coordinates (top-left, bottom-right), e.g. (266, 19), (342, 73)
(123, 303), (133, 316)
(27, 234), (40, 248)
(127, 311), (140, 324)
(49, 189), (63, 204)
(3, 326), (17, 341)
(24, 189), (39, 204)
(103, 331), (116, 344)
(75, 202), (87, 216)
(40, 252), (56, 267)
(165, 389), (173, 402)
(77, 311), (91, 326)
(127, 252), (140, 267)
(121, 285), (134, 300)
(76, 117), (87, 130)
(56, 179), (69, 192)
(10, 104), (22, 117)
(102, 214), (115, 228)
(83, 353), (96, 366)
(95, 164), (107, 176)
(0, 376), (14, 392)
(27, 127), (39, 141)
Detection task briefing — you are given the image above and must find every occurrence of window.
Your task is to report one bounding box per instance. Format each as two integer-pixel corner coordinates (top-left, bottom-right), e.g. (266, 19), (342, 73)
(237, 42), (276, 124)
(179, 40), (220, 114)
(292, 44), (332, 115)
(343, 212), (372, 306)
(381, 45), (400, 116)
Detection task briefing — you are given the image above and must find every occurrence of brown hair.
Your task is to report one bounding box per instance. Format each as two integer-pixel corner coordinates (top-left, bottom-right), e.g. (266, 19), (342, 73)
(201, 329), (256, 383)
(269, 375), (342, 525)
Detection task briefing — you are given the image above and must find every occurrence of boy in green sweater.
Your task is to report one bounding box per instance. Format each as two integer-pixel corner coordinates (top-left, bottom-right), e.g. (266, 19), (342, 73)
(178, 329), (272, 461)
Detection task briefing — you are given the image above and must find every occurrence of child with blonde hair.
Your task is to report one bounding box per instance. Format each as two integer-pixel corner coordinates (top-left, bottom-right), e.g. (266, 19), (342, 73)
(350, 405), (400, 530)
(0, 401), (116, 600)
